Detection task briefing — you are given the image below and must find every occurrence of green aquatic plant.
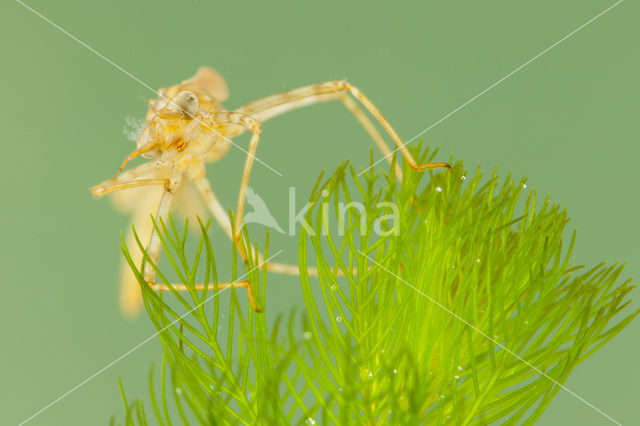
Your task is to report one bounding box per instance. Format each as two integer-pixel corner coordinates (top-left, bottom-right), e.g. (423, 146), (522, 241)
(115, 146), (637, 425)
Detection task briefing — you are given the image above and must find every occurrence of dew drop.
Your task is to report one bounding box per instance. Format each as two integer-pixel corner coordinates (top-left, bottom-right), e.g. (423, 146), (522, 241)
(303, 331), (312, 340)
(454, 375), (460, 380)
(440, 394), (445, 399)
(523, 183), (527, 189)
(336, 316), (343, 322)
(367, 370), (373, 378)
(457, 365), (463, 372)
(436, 186), (443, 192)
(461, 175), (466, 181)
(476, 258), (481, 263)
(306, 418), (316, 425)
(176, 387), (182, 395)
(393, 369), (397, 374)
(330, 285), (336, 291)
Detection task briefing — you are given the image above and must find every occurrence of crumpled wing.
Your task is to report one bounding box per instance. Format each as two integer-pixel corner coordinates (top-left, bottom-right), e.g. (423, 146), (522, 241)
(173, 180), (208, 228)
(117, 183), (166, 317)
(182, 66), (229, 102)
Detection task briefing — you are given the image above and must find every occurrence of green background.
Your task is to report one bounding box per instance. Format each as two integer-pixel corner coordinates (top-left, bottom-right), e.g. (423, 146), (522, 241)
(1, 0), (638, 424)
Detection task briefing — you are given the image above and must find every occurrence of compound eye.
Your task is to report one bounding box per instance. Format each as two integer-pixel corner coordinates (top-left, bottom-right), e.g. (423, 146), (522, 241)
(169, 90), (199, 117)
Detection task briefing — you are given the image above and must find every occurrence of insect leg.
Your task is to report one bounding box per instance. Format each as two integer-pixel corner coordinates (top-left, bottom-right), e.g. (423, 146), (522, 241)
(142, 190), (174, 283)
(117, 141), (161, 171)
(141, 168), (183, 284)
(203, 112), (265, 242)
(91, 160), (167, 197)
(138, 176), (262, 312)
(236, 81), (450, 171)
(238, 92), (403, 177)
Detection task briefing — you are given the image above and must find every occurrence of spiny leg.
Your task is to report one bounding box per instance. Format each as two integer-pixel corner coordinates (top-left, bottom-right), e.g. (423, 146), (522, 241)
(235, 129), (260, 241)
(201, 111), (265, 244)
(238, 92), (403, 178)
(91, 160), (168, 198)
(117, 141), (161, 172)
(214, 112), (262, 241)
(337, 92), (404, 178)
(236, 80), (451, 171)
(95, 164), (262, 313)
(94, 179), (170, 197)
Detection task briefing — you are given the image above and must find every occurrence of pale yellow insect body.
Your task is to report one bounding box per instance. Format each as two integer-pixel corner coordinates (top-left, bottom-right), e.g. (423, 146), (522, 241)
(92, 67), (449, 316)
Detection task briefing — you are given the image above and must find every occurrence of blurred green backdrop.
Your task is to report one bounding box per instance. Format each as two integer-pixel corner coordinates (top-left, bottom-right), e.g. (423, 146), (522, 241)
(1, 0), (638, 424)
